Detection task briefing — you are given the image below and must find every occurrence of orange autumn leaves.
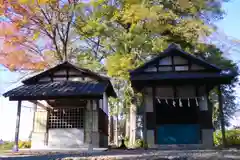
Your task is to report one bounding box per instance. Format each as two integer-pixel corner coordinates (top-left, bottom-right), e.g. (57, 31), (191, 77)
(0, 0), (51, 70)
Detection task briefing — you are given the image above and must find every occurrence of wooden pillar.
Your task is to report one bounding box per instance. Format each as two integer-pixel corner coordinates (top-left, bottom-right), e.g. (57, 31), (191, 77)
(13, 100), (22, 152)
(152, 87), (157, 144)
(217, 85), (227, 147)
(30, 101), (37, 141)
(88, 100), (93, 151)
(143, 92), (148, 149)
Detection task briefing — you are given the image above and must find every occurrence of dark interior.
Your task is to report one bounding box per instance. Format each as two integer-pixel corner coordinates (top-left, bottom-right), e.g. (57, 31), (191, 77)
(155, 99), (199, 124)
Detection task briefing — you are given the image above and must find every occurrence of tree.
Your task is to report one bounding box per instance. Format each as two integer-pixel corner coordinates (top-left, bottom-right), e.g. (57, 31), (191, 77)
(202, 45), (239, 128)
(74, 0), (236, 145)
(0, 0), (88, 70)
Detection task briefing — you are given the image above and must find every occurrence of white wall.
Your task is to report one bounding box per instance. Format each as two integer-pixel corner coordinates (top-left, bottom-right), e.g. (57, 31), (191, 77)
(48, 128), (85, 148)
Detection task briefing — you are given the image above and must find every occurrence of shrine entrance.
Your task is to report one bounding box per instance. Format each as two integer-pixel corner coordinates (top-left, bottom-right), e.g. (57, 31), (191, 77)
(155, 98), (200, 144)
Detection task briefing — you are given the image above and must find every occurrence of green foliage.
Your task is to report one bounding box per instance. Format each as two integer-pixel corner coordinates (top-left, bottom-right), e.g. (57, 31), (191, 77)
(74, 0), (237, 120)
(203, 45), (239, 128)
(214, 129), (240, 147)
(123, 136), (129, 147)
(77, 53), (104, 72)
(106, 53), (136, 79)
(133, 139), (148, 148)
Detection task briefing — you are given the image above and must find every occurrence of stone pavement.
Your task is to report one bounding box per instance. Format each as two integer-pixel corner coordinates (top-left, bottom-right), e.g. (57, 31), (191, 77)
(0, 149), (239, 160)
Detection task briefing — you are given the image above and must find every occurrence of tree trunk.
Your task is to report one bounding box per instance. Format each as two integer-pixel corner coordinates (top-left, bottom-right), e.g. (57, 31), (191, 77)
(218, 85), (227, 147)
(129, 104), (136, 147)
(125, 113), (130, 138)
(108, 116), (114, 144)
(116, 113), (119, 146)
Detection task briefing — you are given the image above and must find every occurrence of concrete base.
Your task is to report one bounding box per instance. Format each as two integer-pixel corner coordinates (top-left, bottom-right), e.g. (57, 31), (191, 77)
(31, 129), (105, 149)
(48, 128), (85, 148)
(31, 132), (47, 149)
(150, 144), (205, 150)
(201, 129), (214, 148)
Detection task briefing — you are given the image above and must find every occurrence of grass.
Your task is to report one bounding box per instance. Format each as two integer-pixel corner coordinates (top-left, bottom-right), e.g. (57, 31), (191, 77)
(0, 140), (31, 155)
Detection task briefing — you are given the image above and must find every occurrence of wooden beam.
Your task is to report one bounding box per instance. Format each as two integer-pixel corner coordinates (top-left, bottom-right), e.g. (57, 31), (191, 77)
(217, 85), (227, 147)
(9, 95), (103, 101)
(13, 100), (22, 152)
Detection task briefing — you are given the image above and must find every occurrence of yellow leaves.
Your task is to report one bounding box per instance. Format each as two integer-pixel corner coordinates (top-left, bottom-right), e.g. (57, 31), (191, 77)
(177, 0), (191, 9)
(45, 24), (52, 32)
(43, 50), (58, 64)
(122, 4), (149, 24)
(18, 0), (32, 4)
(32, 31), (40, 41)
(106, 54), (136, 79)
(18, 0), (50, 4)
(124, 0), (141, 5)
(37, 0), (51, 4)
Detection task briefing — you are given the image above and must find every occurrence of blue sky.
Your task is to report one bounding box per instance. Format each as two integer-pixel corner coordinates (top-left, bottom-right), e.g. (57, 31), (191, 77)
(0, 0), (240, 140)
(214, 0), (240, 62)
(216, 0), (240, 39)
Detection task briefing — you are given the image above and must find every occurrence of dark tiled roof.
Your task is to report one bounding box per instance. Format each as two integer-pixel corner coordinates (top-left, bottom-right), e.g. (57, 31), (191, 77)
(3, 81), (114, 100)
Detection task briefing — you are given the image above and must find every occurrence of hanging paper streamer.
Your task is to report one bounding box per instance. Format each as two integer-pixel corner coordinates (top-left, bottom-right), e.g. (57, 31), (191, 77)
(172, 99), (176, 107)
(157, 98), (161, 104)
(195, 98), (199, 106)
(202, 96), (204, 101)
(179, 98), (183, 107)
(188, 98), (190, 107)
(165, 99), (168, 104)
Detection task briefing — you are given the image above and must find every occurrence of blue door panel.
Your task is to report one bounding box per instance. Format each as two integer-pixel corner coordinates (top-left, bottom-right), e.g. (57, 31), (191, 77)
(157, 124), (200, 144)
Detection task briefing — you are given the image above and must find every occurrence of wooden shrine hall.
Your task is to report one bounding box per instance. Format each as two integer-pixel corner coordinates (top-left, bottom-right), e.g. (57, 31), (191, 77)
(3, 61), (116, 151)
(129, 43), (237, 148)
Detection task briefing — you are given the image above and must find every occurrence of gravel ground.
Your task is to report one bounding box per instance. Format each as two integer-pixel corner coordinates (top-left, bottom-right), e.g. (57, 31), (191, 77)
(0, 149), (239, 160)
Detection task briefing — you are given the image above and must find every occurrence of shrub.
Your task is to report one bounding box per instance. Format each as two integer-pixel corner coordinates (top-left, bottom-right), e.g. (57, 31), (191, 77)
(19, 141), (31, 149)
(134, 139), (148, 148)
(124, 136), (129, 147)
(214, 129), (240, 147)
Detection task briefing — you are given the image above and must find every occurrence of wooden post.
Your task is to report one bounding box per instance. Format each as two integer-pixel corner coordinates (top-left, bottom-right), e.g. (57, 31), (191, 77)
(88, 100), (93, 152)
(217, 85), (227, 147)
(30, 101), (37, 141)
(13, 100), (22, 152)
(143, 92), (148, 149)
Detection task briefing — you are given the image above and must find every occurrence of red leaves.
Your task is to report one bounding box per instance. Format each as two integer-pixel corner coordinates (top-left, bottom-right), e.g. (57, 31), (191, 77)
(0, 22), (18, 36)
(0, 0), (53, 70)
(0, 51), (48, 71)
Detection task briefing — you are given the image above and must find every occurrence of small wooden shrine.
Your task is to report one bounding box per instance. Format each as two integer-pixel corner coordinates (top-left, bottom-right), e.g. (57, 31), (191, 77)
(129, 44), (237, 148)
(3, 61), (116, 150)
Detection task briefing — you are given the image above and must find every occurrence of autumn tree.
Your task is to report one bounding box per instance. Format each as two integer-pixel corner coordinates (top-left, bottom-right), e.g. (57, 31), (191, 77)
(0, 0), (89, 70)
(74, 0), (238, 145)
